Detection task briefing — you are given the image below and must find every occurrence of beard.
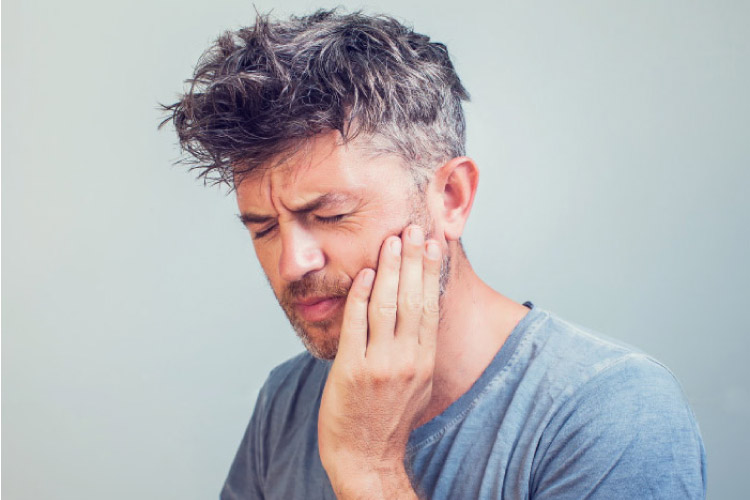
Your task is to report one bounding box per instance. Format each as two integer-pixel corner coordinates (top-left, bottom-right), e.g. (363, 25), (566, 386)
(274, 198), (452, 360)
(277, 272), (351, 360)
(276, 252), (451, 360)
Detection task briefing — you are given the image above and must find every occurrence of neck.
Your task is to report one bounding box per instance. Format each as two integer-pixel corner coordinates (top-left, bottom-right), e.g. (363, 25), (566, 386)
(418, 242), (530, 426)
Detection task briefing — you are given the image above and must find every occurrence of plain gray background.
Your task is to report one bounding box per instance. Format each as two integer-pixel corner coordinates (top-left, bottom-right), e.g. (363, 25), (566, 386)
(3, 0), (748, 498)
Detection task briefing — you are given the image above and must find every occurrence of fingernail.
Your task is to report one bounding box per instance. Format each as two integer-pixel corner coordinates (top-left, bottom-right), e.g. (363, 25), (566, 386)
(409, 226), (424, 245)
(426, 241), (440, 260)
(362, 269), (374, 287)
(390, 238), (402, 256)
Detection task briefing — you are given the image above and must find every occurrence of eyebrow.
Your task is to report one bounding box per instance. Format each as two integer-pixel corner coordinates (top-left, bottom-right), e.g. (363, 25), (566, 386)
(238, 192), (359, 226)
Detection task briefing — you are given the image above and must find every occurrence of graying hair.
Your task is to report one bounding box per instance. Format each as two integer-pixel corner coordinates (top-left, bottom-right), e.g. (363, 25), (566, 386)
(161, 9), (470, 188)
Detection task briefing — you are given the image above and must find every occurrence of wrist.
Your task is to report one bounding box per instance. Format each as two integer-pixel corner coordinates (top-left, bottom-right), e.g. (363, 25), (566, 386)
(327, 460), (418, 500)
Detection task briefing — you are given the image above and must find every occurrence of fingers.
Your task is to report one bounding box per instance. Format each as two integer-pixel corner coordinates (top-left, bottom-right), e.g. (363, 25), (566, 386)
(367, 236), (402, 346)
(364, 224), (442, 356)
(395, 226), (425, 341)
(337, 268), (375, 360)
(420, 240), (442, 351)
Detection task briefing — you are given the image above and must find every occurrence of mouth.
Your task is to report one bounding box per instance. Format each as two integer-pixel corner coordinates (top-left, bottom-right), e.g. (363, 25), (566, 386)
(293, 295), (346, 323)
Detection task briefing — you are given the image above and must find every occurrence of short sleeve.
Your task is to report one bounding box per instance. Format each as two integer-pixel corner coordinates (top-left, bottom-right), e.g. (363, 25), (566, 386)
(531, 355), (707, 499)
(220, 382), (269, 500)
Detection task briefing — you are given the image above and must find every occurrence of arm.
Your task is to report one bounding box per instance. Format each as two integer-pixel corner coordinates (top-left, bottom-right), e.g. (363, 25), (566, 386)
(317, 225), (441, 499)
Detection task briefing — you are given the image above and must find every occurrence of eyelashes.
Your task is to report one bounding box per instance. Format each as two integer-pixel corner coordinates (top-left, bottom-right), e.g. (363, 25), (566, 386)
(315, 214), (346, 224)
(253, 225), (277, 239)
(252, 214), (348, 240)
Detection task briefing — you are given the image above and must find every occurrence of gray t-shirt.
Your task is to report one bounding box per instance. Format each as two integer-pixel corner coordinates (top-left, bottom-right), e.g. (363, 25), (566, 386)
(221, 304), (706, 499)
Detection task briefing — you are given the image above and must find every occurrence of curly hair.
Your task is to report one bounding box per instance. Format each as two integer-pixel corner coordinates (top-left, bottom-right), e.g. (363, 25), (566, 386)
(161, 9), (470, 188)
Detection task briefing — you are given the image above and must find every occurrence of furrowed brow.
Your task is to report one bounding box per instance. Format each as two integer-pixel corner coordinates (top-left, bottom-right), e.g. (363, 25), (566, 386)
(237, 192), (360, 226)
(288, 192), (359, 213)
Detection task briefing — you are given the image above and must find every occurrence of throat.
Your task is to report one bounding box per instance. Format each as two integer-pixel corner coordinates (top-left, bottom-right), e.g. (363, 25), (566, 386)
(425, 259), (530, 428)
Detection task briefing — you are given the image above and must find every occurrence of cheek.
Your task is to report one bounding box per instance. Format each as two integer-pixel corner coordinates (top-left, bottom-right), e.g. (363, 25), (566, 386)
(326, 233), (375, 279)
(338, 221), (409, 275)
(253, 242), (283, 287)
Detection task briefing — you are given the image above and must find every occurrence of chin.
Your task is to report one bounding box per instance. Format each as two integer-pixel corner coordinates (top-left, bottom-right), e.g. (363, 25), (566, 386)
(293, 321), (341, 360)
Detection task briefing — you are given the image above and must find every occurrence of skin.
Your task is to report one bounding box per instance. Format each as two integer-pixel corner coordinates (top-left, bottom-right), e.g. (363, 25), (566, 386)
(236, 131), (530, 498)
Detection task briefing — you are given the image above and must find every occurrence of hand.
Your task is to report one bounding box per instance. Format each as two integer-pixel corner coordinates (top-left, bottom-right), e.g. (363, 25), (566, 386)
(318, 225), (442, 499)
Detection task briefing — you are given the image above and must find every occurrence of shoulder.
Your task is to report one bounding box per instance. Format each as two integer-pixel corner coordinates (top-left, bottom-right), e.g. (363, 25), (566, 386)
(524, 309), (707, 498)
(222, 353), (332, 499)
(528, 308), (644, 364)
(519, 309), (681, 399)
(256, 351), (331, 420)
(263, 350), (329, 393)
(527, 308), (703, 449)
(239, 352), (330, 476)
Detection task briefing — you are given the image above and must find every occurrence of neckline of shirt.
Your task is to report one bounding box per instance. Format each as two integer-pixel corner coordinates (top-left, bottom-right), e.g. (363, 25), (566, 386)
(405, 302), (549, 454)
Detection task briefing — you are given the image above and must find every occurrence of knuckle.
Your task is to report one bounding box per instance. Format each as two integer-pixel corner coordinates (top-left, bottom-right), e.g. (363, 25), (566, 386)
(373, 301), (398, 319)
(368, 363), (392, 385)
(397, 363), (417, 382)
(423, 296), (440, 314)
(345, 313), (368, 331)
(399, 292), (423, 312)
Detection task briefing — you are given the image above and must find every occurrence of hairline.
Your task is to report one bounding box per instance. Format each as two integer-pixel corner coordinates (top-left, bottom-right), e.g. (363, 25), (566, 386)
(231, 129), (444, 193)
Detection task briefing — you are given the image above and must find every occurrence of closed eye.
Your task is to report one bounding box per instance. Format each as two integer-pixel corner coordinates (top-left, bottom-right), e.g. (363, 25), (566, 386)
(252, 224), (277, 240)
(314, 214), (346, 224)
(249, 213), (347, 239)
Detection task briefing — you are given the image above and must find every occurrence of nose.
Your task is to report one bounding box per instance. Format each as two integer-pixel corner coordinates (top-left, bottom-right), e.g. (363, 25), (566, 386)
(278, 222), (325, 282)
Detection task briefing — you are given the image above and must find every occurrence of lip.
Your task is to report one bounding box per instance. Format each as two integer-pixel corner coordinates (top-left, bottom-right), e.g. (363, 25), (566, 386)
(294, 296), (345, 323)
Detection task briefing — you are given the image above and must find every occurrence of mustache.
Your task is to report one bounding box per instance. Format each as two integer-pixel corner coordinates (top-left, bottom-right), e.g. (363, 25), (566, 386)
(280, 273), (351, 306)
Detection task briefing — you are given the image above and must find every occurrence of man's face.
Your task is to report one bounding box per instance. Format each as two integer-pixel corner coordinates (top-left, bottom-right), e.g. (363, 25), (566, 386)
(236, 132), (440, 359)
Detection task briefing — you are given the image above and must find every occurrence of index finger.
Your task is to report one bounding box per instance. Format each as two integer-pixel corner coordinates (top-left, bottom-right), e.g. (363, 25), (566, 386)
(336, 268), (375, 361)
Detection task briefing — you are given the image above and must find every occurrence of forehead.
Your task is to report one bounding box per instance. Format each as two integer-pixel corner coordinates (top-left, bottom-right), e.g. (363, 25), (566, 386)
(234, 132), (413, 207)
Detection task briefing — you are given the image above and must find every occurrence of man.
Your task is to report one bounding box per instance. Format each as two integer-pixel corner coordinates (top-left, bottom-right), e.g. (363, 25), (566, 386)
(163, 9), (706, 499)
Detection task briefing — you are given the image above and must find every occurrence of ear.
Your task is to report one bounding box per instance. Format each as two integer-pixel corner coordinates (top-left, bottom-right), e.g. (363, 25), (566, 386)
(431, 157), (479, 242)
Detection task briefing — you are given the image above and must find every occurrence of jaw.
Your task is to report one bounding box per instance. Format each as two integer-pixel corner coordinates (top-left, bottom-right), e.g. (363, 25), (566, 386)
(293, 321), (341, 360)
(286, 306), (344, 360)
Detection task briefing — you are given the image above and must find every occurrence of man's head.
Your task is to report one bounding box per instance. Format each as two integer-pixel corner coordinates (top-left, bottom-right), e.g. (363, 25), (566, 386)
(163, 10), (476, 359)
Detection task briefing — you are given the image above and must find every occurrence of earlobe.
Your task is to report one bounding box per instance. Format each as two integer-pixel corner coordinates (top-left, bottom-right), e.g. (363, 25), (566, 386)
(435, 157), (479, 242)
